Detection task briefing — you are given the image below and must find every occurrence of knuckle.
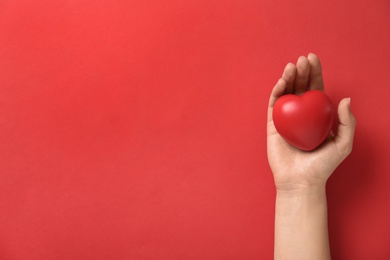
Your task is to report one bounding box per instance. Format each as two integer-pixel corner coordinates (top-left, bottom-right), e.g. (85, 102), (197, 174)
(350, 115), (357, 127)
(340, 143), (353, 157)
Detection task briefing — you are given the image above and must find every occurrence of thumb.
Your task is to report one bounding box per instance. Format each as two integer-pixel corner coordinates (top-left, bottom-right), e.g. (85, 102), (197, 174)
(334, 98), (357, 158)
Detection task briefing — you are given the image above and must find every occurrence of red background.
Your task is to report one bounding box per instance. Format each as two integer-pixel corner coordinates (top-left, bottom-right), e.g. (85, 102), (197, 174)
(1, 0), (390, 259)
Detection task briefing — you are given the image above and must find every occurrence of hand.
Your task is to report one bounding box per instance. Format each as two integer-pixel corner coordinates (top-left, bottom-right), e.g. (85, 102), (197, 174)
(267, 53), (356, 193)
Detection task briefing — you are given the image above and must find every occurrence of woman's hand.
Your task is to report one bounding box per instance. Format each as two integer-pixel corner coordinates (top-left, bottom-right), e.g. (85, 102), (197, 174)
(267, 53), (356, 193)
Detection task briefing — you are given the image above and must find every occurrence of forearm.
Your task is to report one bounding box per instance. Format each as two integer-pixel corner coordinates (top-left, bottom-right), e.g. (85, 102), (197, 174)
(274, 186), (331, 260)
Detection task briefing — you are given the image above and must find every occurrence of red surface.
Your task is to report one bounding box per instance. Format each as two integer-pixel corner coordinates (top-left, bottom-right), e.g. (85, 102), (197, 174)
(1, 0), (390, 259)
(273, 90), (334, 151)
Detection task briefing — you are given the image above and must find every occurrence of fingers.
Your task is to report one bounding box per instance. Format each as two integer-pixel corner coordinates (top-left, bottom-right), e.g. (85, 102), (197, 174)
(294, 56), (310, 95)
(267, 78), (287, 123)
(281, 63), (296, 94)
(308, 53), (324, 91)
(334, 98), (357, 158)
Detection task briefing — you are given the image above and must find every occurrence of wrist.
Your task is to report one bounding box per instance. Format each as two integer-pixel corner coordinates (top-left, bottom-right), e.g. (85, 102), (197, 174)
(276, 184), (327, 199)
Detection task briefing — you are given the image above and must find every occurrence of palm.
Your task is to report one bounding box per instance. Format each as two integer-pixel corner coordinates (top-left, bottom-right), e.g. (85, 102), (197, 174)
(266, 54), (353, 191)
(267, 117), (339, 189)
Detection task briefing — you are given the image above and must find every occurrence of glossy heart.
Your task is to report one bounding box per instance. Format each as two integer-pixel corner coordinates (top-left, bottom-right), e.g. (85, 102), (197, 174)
(273, 90), (334, 151)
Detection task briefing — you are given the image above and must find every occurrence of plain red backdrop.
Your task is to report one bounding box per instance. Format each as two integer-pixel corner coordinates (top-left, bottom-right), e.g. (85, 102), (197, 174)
(1, 0), (390, 259)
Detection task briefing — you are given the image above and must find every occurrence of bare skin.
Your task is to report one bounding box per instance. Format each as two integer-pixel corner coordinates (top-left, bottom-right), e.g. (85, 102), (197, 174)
(267, 53), (356, 260)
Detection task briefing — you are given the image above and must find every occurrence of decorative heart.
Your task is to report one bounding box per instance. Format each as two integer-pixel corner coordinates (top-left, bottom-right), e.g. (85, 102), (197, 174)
(273, 90), (334, 151)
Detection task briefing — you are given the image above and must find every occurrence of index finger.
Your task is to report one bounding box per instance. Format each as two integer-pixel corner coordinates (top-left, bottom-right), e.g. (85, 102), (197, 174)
(267, 78), (287, 123)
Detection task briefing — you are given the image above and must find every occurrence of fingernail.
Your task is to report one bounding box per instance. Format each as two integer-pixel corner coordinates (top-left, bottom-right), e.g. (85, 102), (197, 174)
(347, 97), (351, 109)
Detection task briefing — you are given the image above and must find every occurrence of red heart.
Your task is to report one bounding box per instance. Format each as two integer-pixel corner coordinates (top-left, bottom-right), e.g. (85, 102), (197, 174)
(272, 90), (334, 151)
